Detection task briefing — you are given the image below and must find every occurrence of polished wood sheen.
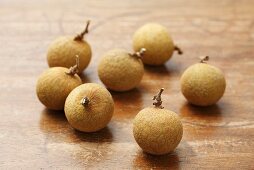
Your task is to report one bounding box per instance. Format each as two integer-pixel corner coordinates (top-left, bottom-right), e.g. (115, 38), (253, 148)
(0, 0), (253, 169)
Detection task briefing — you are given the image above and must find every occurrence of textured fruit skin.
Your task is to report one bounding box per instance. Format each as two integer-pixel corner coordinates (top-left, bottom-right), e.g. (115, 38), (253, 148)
(133, 107), (183, 155)
(133, 23), (175, 65)
(98, 49), (144, 92)
(47, 36), (92, 74)
(36, 67), (82, 110)
(181, 63), (226, 106)
(64, 83), (114, 132)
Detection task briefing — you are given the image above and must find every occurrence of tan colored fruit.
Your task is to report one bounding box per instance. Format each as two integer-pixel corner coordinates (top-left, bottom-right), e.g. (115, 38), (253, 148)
(64, 83), (114, 132)
(47, 20), (92, 74)
(181, 56), (226, 106)
(133, 23), (182, 65)
(98, 48), (145, 92)
(36, 57), (82, 110)
(133, 88), (183, 155)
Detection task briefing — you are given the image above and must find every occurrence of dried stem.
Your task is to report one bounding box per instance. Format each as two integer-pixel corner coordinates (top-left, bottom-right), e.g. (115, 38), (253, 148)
(131, 48), (146, 58)
(81, 97), (90, 106)
(200, 56), (209, 63)
(74, 20), (90, 41)
(174, 46), (183, 55)
(65, 55), (79, 75)
(153, 88), (164, 109)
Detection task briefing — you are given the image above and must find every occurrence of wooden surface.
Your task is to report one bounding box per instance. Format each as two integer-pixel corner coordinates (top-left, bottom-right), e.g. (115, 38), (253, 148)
(0, 0), (254, 169)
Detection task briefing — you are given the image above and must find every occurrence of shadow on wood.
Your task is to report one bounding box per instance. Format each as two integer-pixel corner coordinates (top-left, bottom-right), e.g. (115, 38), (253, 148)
(39, 108), (114, 143)
(144, 65), (171, 76)
(180, 102), (223, 117)
(111, 88), (143, 118)
(39, 108), (68, 132)
(133, 150), (180, 169)
(74, 127), (113, 143)
(179, 102), (226, 129)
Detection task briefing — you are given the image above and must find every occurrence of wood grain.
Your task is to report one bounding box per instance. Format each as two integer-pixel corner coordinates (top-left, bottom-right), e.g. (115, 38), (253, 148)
(0, 0), (254, 169)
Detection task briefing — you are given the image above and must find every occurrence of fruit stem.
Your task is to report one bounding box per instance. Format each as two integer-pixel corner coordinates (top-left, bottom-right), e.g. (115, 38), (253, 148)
(153, 88), (164, 109)
(65, 55), (79, 75)
(131, 48), (146, 58)
(74, 20), (90, 41)
(200, 56), (209, 63)
(174, 46), (183, 55)
(81, 97), (90, 106)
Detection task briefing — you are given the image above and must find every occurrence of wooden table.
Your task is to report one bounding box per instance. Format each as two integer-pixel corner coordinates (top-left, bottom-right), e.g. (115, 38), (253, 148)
(0, 0), (253, 169)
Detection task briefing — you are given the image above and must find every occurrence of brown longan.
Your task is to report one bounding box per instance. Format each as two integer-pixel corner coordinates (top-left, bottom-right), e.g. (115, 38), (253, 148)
(133, 23), (182, 65)
(64, 83), (114, 132)
(133, 88), (183, 155)
(181, 56), (226, 106)
(36, 57), (82, 110)
(47, 21), (92, 74)
(98, 48), (145, 92)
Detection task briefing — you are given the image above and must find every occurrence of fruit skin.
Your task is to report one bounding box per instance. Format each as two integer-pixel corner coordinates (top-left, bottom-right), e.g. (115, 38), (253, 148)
(133, 23), (175, 65)
(98, 49), (144, 92)
(133, 107), (183, 155)
(64, 83), (114, 132)
(47, 36), (92, 74)
(181, 63), (226, 106)
(36, 67), (82, 110)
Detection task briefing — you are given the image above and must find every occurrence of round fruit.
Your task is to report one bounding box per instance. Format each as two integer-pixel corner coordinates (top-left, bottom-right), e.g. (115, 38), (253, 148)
(36, 57), (82, 110)
(133, 88), (183, 155)
(64, 83), (114, 132)
(181, 56), (226, 106)
(133, 23), (182, 65)
(47, 20), (92, 74)
(98, 48), (145, 92)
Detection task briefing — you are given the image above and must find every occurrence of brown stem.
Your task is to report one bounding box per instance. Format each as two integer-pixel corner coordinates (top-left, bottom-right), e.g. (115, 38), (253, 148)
(200, 56), (209, 63)
(81, 97), (90, 106)
(65, 55), (79, 75)
(153, 88), (164, 109)
(131, 48), (146, 58)
(174, 46), (183, 55)
(74, 20), (90, 41)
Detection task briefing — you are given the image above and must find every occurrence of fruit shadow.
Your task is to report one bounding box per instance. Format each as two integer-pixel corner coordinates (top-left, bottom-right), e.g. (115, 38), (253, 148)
(110, 88), (143, 118)
(179, 102), (225, 132)
(133, 150), (180, 169)
(79, 72), (92, 83)
(39, 108), (113, 166)
(39, 108), (113, 143)
(73, 127), (113, 143)
(180, 102), (223, 119)
(179, 102), (228, 142)
(141, 64), (176, 92)
(111, 88), (143, 105)
(39, 108), (68, 133)
(144, 65), (171, 76)
(144, 60), (182, 75)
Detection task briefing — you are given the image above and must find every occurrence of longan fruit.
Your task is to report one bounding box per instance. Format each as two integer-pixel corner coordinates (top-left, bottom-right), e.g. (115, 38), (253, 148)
(98, 48), (145, 92)
(133, 23), (182, 65)
(181, 56), (226, 106)
(133, 88), (183, 155)
(47, 20), (92, 74)
(36, 56), (82, 110)
(64, 83), (114, 132)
